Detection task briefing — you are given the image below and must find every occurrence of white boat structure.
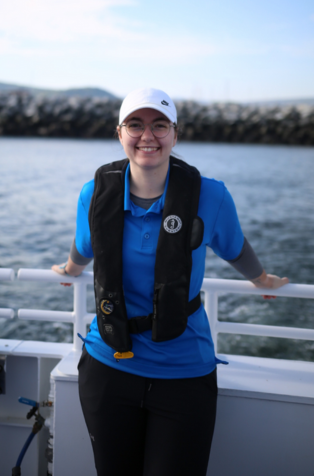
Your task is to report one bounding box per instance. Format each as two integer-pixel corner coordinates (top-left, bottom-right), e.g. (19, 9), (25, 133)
(1, 267), (314, 475)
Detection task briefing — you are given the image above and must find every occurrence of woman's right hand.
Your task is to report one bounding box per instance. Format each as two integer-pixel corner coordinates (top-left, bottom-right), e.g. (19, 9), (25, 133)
(51, 258), (87, 286)
(51, 262), (73, 287)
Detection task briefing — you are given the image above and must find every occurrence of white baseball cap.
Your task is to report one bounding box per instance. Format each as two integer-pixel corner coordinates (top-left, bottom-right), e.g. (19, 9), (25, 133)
(119, 88), (177, 125)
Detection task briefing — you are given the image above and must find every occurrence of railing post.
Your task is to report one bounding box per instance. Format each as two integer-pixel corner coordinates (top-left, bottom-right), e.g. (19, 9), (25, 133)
(0, 268), (14, 319)
(205, 291), (218, 351)
(73, 282), (87, 351)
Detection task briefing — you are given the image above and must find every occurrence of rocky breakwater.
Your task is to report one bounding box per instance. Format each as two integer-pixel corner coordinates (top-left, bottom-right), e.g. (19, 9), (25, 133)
(175, 101), (314, 145)
(0, 91), (313, 145)
(0, 92), (122, 139)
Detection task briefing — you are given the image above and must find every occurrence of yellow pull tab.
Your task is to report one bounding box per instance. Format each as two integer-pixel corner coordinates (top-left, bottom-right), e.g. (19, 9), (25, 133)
(114, 351), (134, 359)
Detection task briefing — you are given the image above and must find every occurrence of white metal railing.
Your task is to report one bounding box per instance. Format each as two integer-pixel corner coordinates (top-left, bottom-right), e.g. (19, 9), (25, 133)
(17, 269), (94, 351)
(5, 268), (314, 351)
(202, 279), (314, 348)
(0, 268), (14, 319)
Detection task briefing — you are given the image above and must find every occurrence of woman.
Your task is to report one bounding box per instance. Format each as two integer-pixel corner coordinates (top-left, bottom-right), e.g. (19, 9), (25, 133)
(52, 88), (288, 476)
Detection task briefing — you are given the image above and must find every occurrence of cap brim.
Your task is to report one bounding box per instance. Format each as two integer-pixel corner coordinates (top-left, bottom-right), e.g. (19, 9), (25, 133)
(119, 103), (176, 125)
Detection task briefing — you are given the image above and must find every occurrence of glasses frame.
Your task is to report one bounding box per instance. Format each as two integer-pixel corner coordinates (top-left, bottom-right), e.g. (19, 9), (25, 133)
(119, 121), (177, 139)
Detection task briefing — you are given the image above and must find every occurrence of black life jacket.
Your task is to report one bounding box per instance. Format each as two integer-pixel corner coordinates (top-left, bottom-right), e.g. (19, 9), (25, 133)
(89, 156), (204, 354)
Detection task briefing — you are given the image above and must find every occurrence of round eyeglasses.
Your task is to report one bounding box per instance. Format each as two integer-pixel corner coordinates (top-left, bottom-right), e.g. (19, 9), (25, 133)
(120, 120), (176, 139)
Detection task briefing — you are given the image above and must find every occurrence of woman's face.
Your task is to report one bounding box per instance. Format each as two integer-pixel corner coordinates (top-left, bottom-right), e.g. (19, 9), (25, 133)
(118, 108), (177, 173)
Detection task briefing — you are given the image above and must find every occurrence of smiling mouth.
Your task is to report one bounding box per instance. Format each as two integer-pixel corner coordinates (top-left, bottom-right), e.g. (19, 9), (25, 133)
(137, 147), (159, 152)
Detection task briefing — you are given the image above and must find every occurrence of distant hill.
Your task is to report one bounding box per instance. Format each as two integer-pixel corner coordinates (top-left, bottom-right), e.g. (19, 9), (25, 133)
(0, 81), (118, 99)
(176, 97), (314, 107)
(1, 82), (313, 106)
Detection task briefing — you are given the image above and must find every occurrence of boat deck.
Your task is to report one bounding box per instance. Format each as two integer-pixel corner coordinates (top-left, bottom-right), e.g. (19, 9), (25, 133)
(1, 339), (313, 476)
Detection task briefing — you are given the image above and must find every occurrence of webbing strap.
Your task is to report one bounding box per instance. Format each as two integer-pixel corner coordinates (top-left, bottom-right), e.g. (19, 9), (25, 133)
(128, 314), (153, 334)
(128, 293), (201, 334)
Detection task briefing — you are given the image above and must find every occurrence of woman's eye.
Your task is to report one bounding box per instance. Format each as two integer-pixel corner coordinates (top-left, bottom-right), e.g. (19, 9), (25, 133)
(154, 122), (168, 130)
(128, 122), (142, 129)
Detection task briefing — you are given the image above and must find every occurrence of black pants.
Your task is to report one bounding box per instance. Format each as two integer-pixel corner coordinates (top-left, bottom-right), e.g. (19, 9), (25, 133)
(78, 347), (217, 476)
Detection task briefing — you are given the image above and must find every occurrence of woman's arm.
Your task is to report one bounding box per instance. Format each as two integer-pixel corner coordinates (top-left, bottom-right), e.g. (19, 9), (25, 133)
(226, 237), (289, 298)
(52, 182), (94, 284)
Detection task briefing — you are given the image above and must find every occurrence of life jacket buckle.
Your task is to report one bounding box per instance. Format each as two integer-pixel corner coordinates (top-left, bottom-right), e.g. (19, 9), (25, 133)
(113, 351), (134, 359)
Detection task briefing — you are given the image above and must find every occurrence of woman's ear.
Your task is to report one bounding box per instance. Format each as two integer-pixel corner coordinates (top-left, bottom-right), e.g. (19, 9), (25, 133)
(172, 130), (178, 148)
(117, 126), (123, 145)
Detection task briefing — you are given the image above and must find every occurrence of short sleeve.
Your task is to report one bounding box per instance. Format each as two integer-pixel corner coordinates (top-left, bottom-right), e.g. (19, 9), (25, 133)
(75, 180), (94, 259)
(209, 186), (244, 261)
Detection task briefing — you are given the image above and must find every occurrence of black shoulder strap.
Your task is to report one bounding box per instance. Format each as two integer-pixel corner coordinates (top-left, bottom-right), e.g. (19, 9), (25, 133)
(89, 159), (132, 353)
(133, 156), (202, 342)
(89, 159), (128, 288)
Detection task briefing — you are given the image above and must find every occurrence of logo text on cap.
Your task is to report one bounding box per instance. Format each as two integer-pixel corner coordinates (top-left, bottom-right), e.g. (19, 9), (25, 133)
(161, 100), (169, 106)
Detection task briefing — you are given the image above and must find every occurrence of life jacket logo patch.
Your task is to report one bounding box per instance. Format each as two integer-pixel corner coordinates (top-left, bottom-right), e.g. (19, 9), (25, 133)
(163, 215), (182, 234)
(100, 299), (114, 315)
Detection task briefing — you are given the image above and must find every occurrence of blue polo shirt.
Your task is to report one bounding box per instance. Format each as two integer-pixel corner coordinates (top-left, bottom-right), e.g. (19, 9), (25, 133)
(76, 164), (244, 379)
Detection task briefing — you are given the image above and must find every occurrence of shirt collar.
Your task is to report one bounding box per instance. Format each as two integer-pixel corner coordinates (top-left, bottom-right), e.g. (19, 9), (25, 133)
(124, 163), (170, 216)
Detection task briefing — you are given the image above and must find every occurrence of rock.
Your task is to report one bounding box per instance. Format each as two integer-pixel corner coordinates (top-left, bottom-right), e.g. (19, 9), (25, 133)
(0, 91), (313, 145)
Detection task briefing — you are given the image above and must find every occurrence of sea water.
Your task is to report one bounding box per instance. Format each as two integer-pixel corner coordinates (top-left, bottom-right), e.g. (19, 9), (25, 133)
(1, 137), (314, 361)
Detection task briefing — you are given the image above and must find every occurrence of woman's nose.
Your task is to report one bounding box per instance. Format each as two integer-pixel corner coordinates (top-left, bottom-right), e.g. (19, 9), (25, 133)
(141, 125), (155, 140)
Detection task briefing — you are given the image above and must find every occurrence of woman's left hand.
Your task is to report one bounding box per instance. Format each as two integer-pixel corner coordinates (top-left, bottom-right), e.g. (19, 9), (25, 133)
(251, 270), (289, 299)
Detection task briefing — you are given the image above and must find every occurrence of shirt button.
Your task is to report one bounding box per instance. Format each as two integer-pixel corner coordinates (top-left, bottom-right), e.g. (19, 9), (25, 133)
(144, 234), (150, 239)
(145, 217), (150, 222)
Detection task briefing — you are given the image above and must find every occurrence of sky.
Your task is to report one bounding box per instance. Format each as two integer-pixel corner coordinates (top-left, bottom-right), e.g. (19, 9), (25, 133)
(0, 0), (313, 102)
